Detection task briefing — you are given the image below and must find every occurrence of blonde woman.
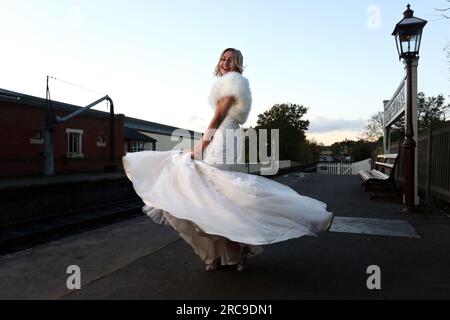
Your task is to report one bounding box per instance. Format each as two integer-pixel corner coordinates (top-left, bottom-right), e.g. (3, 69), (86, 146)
(123, 48), (333, 272)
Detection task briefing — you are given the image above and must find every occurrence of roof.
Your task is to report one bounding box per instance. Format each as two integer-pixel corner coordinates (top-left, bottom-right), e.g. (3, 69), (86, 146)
(0, 88), (112, 119)
(124, 127), (157, 142)
(124, 116), (202, 139)
(0, 87), (203, 138)
(392, 16), (427, 35)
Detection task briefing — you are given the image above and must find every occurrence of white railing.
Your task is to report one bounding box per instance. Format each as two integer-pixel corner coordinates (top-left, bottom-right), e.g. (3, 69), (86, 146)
(317, 158), (371, 175)
(317, 162), (353, 175)
(230, 160), (292, 174)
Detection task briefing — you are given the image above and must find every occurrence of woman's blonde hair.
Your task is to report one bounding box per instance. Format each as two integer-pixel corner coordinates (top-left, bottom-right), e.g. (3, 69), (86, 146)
(214, 48), (244, 76)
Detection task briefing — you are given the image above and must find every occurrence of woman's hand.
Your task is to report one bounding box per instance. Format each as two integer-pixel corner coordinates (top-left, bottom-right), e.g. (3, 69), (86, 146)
(190, 141), (206, 160)
(190, 137), (214, 160)
(190, 146), (202, 160)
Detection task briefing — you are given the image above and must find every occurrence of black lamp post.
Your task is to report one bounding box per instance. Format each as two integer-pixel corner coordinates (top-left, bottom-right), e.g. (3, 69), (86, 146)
(392, 4), (427, 213)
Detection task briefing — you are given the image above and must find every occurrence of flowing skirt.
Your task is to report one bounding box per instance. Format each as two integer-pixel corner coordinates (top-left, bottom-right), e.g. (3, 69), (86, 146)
(123, 150), (333, 265)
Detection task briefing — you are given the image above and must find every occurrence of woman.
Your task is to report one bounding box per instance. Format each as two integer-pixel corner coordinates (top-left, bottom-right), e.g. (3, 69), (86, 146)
(123, 48), (333, 272)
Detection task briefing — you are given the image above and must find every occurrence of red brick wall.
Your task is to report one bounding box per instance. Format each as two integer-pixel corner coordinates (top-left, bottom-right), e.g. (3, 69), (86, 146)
(0, 101), (125, 177)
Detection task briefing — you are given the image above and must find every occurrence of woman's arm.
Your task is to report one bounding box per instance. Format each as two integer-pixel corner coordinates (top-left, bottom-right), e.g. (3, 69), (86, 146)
(191, 96), (235, 159)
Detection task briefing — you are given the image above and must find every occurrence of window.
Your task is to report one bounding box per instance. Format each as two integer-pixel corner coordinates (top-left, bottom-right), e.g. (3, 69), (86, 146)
(97, 135), (106, 147)
(32, 130), (42, 139)
(129, 141), (153, 152)
(30, 130), (43, 144)
(66, 128), (84, 158)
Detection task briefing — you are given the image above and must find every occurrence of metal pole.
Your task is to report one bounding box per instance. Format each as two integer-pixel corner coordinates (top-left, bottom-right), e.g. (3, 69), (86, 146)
(402, 56), (416, 213)
(44, 76), (54, 176)
(43, 94), (115, 175)
(109, 99), (115, 166)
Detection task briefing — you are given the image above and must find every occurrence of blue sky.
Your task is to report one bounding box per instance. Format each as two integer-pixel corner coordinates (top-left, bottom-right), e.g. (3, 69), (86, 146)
(1, 0), (449, 145)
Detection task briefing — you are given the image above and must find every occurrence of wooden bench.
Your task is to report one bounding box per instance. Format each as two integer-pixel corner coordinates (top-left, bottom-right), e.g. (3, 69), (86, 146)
(358, 154), (398, 196)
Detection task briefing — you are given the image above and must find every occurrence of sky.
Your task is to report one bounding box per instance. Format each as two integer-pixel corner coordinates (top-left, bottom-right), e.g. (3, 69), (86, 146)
(1, 0), (449, 145)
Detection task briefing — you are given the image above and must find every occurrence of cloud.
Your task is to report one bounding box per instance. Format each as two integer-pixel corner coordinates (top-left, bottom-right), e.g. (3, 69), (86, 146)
(306, 131), (363, 146)
(307, 117), (365, 133)
(186, 114), (208, 132)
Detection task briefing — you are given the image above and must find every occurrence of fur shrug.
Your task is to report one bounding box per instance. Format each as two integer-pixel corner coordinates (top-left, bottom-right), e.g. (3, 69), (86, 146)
(209, 71), (252, 124)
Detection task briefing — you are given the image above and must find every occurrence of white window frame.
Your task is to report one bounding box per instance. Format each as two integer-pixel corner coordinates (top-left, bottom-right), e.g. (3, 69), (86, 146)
(30, 129), (44, 144)
(129, 141), (153, 152)
(66, 128), (84, 158)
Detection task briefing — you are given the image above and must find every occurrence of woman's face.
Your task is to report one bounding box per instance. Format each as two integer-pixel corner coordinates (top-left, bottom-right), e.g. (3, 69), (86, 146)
(219, 51), (237, 75)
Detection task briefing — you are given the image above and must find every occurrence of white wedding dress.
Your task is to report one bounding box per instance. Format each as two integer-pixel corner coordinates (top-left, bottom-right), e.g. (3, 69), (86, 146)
(123, 115), (333, 266)
(122, 72), (333, 267)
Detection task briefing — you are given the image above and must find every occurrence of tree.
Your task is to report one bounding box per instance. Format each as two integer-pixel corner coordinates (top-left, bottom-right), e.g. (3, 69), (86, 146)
(255, 103), (309, 161)
(445, 42), (450, 76)
(444, 44), (450, 85)
(350, 140), (378, 162)
(435, 0), (450, 19)
(435, 1), (450, 78)
(363, 111), (403, 142)
(300, 139), (321, 163)
(363, 111), (384, 142)
(417, 92), (449, 132)
(363, 92), (449, 142)
(329, 139), (378, 162)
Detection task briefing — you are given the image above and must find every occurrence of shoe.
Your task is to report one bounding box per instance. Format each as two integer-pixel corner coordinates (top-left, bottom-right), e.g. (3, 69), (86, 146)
(325, 214), (334, 232)
(205, 258), (221, 271)
(236, 245), (250, 272)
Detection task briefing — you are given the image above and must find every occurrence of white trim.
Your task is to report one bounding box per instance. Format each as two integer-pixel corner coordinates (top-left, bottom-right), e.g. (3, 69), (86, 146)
(384, 77), (407, 128)
(66, 128), (84, 134)
(66, 129), (83, 156)
(30, 138), (44, 144)
(66, 152), (84, 159)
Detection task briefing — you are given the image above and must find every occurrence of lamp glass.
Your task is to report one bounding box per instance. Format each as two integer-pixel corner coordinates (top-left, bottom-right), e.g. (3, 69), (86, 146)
(396, 27), (423, 57)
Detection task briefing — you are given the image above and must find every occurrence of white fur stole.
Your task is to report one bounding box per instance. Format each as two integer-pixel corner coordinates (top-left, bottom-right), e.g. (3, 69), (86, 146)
(209, 71), (252, 124)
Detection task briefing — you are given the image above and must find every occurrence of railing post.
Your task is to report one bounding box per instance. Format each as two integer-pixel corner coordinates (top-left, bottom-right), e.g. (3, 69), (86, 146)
(425, 123), (432, 203)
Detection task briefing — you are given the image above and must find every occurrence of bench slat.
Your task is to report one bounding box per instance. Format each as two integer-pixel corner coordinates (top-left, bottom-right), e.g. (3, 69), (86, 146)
(371, 170), (389, 180)
(359, 153), (398, 193)
(375, 162), (394, 169)
(377, 153), (398, 160)
(358, 153), (398, 185)
(358, 169), (388, 182)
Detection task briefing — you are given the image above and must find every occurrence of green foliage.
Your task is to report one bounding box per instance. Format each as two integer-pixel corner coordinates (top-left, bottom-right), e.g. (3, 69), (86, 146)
(255, 103), (310, 161)
(364, 92), (450, 141)
(350, 140), (379, 162)
(299, 139), (322, 163)
(417, 92), (449, 132)
(329, 139), (378, 163)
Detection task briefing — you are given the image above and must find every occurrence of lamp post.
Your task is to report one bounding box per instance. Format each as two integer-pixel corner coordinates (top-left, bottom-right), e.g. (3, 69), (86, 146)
(392, 4), (427, 213)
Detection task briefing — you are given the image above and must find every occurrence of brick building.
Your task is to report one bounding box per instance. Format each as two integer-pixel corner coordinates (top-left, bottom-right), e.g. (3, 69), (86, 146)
(0, 88), (202, 177)
(0, 88), (124, 177)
